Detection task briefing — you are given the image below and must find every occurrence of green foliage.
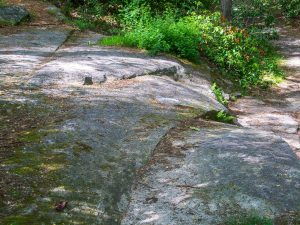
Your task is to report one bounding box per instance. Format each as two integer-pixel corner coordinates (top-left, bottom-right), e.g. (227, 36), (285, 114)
(100, 35), (135, 47)
(203, 110), (236, 124)
(224, 214), (273, 225)
(232, 0), (300, 27)
(212, 83), (228, 106)
(233, 0), (279, 27)
(122, 0), (219, 15)
(195, 13), (283, 88)
(101, 9), (201, 60)
(101, 9), (283, 89)
(74, 18), (96, 30)
(216, 110), (235, 123)
(77, 0), (104, 18)
(279, 0), (300, 18)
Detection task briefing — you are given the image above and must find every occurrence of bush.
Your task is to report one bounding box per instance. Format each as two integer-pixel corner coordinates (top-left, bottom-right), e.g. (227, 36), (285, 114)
(108, 8), (201, 60)
(232, 0), (279, 27)
(196, 13), (283, 88)
(279, 0), (300, 18)
(100, 9), (283, 89)
(120, 0), (218, 15)
(232, 0), (300, 27)
(74, 18), (96, 30)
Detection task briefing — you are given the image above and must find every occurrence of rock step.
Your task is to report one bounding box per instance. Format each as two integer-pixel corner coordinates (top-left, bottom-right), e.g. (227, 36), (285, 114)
(122, 119), (300, 225)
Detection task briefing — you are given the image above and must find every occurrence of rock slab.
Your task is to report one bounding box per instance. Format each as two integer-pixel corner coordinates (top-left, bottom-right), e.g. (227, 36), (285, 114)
(122, 120), (300, 224)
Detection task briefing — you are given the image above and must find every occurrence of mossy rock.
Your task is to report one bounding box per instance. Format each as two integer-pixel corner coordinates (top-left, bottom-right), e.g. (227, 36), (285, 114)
(0, 6), (30, 26)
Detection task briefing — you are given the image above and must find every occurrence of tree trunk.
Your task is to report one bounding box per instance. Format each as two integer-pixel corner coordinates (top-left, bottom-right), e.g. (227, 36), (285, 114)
(221, 0), (233, 21)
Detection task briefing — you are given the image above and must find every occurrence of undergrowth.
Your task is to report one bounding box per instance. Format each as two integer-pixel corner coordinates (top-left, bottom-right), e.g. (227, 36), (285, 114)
(233, 0), (300, 27)
(99, 8), (284, 89)
(53, 0), (287, 90)
(212, 83), (228, 106)
(223, 214), (273, 225)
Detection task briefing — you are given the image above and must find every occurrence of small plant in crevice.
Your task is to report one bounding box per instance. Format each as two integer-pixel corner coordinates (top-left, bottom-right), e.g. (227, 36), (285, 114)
(212, 83), (228, 106)
(216, 110), (236, 123)
(203, 110), (236, 124)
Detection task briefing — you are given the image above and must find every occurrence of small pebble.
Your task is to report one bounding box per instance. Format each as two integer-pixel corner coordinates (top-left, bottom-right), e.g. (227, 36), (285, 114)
(84, 77), (93, 85)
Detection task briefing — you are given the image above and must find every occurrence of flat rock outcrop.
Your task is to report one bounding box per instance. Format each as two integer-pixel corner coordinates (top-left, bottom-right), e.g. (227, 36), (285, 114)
(122, 120), (300, 224)
(0, 28), (225, 224)
(1, 24), (299, 224)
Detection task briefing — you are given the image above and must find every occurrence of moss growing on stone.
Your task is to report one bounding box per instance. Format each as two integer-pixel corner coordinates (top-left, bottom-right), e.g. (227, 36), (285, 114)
(223, 214), (273, 225)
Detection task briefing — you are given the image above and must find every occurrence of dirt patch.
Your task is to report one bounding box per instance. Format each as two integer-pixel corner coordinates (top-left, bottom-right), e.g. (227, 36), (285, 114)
(136, 118), (223, 178)
(229, 24), (300, 155)
(0, 0), (73, 34)
(0, 96), (71, 156)
(0, 96), (72, 212)
(5, 0), (61, 24)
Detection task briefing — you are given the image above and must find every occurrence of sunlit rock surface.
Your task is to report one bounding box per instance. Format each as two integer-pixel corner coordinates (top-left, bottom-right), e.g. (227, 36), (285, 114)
(1, 25), (299, 225)
(0, 28), (70, 78)
(230, 26), (300, 156)
(122, 121), (300, 225)
(0, 29), (224, 224)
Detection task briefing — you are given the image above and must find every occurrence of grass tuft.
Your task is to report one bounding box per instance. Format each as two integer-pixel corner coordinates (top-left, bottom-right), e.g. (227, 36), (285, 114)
(223, 214), (273, 225)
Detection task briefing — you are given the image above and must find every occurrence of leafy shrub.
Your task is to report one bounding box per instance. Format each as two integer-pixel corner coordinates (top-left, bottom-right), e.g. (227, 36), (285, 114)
(102, 9), (201, 60)
(121, 0), (219, 15)
(279, 0), (300, 18)
(216, 110), (235, 123)
(203, 110), (235, 124)
(77, 0), (104, 18)
(232, 0), (279, 27)
(232, 0), (300, 27)
(100, 9), (283, 89)
(212, 83), (228, 106)
(196, 13), (283, 88)
(74, 18), (96, 30)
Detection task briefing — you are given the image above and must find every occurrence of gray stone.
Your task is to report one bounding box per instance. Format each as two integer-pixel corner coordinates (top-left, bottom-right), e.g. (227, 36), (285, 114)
(0, 6), (30, 25)
(46, 6), (66, 22)
(0, 28), (71, 76)
(99, 75), (107, 84)
(29, 47), (186, 87)
(231, 92), (242, 99)
(83, 76), (93, 85)
(27, 32), (225, 112)
(122, 121), (300, 225)
(1, 27), (299, 225)
(0, 28), (225, 224)
(229, 26), (300, 156)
